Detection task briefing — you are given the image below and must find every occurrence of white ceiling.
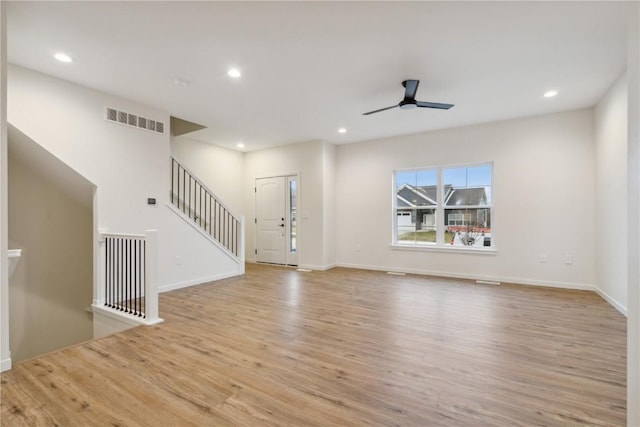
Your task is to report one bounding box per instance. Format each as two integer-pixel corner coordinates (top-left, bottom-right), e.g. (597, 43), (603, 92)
(6, 1), (629, 152)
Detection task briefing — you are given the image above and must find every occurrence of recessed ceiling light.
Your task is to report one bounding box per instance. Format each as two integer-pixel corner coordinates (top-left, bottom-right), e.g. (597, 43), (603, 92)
(543, 90), (558, 98)
(338, 127), (347, 134)
(54, 52), (73, 63)
(228, 68), (242, 78)
(236, 142), (245, 148)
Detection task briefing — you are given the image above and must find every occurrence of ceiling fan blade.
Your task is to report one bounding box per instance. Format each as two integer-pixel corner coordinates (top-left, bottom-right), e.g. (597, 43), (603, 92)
(403, 80), (419, 100)
(416, 101), (454, 110)
(362, 104), (399, 115)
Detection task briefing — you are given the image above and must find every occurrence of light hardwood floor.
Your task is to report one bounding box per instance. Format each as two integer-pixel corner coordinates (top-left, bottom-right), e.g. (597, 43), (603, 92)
(1, 264), (626, 426)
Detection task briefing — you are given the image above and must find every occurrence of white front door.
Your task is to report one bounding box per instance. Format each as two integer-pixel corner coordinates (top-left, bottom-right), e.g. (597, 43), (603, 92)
(256, 176), (298, 265)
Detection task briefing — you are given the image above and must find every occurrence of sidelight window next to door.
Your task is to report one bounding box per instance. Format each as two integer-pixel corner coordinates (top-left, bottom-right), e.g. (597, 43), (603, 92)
(288, 177), (297, 254)
(255, 175), (298, 266)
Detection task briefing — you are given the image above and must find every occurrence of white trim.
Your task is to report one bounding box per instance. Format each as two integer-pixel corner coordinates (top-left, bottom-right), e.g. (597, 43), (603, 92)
(0, 0), (10, 375)
(594, 285), (628, 316)
(91, 304), (164, 327)
(286, 175), (299, 266)
(299, 263), (336, 271)
(396, 194), (414, 207)
(7, 249), (21, 257)
(335, 262), (594, 291)
(1, 357), (11, 372)
(391, 244), (496, 255)
(239, 216), (245, 273)
(144, 230), (160, 324)
(158, 270), (243, 293)
(250, 262), (335, 271)
(100, 232), (144, 239)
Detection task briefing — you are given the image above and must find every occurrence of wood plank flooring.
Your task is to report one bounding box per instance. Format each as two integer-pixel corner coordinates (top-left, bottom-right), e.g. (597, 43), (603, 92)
(1, 264), (626, 426)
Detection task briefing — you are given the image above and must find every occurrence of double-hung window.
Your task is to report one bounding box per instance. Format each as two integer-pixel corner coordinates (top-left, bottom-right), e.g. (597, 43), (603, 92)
(393, 163), (493, 250)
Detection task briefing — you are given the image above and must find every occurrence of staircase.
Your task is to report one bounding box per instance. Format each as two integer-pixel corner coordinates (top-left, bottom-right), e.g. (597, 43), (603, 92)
(170, 158), (244, 261)
(93, 159), (245, 336)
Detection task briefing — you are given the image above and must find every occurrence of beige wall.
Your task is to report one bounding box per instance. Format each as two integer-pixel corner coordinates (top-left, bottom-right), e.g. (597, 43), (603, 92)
(8, 151), (93, 363)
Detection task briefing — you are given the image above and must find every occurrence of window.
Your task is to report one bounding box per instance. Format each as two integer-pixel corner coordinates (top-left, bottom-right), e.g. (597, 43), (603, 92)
(288, 177), (297, 253)
(393, 163), (493, 249)
(447, 213), (469, 226)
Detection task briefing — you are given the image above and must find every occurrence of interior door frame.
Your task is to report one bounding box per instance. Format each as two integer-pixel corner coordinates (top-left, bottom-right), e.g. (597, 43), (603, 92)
(255, 173), (300, 266)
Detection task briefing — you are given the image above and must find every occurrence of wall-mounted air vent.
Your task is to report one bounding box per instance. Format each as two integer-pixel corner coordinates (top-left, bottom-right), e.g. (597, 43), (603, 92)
(105, 107), (165, 135)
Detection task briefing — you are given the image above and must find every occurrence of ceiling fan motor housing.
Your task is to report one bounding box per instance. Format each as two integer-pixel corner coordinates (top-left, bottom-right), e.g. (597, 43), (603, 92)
(399, 99), (417, 110)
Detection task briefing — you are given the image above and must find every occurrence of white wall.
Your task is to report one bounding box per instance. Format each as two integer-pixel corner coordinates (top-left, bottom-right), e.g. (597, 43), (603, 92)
(336, 109), (596, 289)
(627, 2), (640, 425)
(8, 65), (170, 234)
(171, 136), (244, 214)
(157, 209), (241, 292)
(8, 151), (93, 363)
(322, 141), (336, 267)
(7, 65), (241, 298)
(594, 73), (628, 314)
(172, 136), (336, 270)
(244, 140), (330, 269)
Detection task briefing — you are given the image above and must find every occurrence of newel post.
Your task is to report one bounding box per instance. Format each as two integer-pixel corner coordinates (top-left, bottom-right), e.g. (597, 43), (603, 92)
(94, 229), (107, 307)
(239, 215), (246, 274)
(144, 229), (162, 324)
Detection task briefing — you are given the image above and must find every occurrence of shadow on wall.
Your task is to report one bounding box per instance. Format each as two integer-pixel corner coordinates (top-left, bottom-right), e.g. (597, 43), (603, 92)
(8, 125), (94, 363)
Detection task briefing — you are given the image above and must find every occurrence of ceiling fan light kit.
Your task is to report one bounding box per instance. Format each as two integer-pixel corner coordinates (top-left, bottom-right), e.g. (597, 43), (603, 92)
(363, 79), (454, 115)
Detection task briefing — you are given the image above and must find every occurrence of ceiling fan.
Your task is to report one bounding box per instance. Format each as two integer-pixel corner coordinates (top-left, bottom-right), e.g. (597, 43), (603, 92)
(363, 80), (454, 115)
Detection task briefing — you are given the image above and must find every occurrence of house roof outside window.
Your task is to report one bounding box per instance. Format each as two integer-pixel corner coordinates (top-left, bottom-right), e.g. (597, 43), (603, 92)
(397, 185), (488, 209)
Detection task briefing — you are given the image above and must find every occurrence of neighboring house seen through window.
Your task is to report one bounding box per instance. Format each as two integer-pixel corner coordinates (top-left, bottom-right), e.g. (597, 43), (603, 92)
(394, 163), (493, 249)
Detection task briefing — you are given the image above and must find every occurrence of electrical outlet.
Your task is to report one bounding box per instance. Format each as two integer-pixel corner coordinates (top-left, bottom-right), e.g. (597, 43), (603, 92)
(538, 253), (548, 263)
(176, 256), (183, 266)
(564, 254), (573, 265)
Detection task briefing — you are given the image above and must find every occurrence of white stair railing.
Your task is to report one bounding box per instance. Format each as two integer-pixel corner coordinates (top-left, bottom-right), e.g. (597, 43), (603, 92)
(93, 229), (162, 326)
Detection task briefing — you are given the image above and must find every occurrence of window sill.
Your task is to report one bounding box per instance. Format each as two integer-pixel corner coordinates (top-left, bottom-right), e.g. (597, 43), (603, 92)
(391, 244), (496, 255)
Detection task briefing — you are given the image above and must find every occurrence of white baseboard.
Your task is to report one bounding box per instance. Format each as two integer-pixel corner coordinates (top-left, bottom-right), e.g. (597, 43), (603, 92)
(1, 357), (12, 372)
(334, 262), (595, 291)
(594, 286), (628, 316)
(245, 259), (335, 271)
(298, 263), (336, 271)
(159, 270), (243, 293)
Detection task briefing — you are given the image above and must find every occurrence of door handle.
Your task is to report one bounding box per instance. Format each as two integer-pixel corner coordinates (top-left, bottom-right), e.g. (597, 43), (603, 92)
(279, 224), (285, 227)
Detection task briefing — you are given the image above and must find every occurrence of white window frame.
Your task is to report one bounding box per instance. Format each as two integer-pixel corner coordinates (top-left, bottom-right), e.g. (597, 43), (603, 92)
(392, 162), (495, 254)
